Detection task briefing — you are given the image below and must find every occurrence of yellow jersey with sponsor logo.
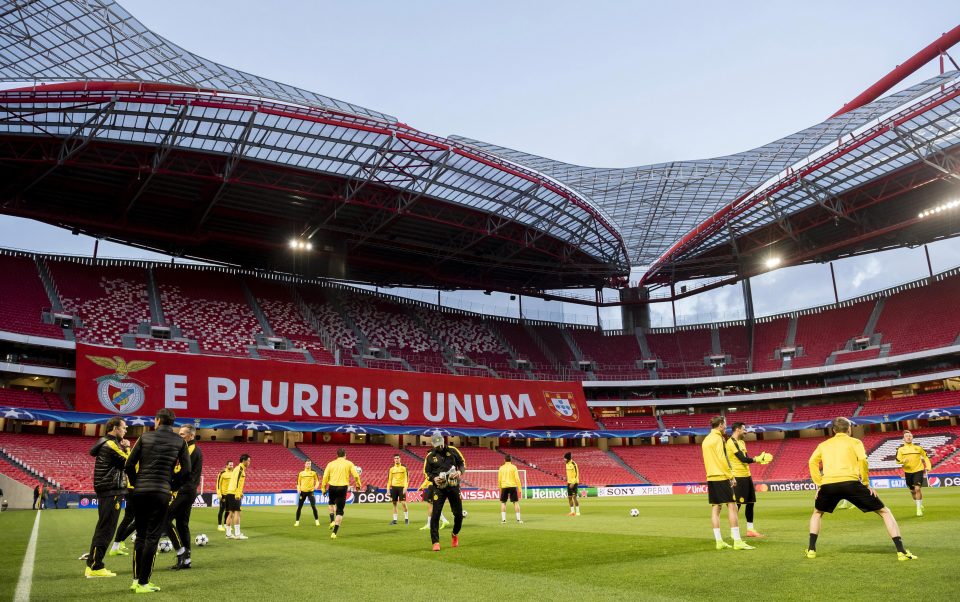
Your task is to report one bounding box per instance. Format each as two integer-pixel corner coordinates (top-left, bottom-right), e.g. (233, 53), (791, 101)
(809, 433), (868, 486)
(387, 465), (408, 489)
(702, 430), (732, 481)
(895, 443), (931, 473)
(297, 469), (319, 492)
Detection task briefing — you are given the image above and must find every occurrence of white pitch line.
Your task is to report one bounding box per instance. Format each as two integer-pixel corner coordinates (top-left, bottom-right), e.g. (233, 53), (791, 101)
(14, 511), (42, 602)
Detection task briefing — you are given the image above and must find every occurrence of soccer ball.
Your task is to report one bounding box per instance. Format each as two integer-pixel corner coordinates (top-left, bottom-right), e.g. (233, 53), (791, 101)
(630, 508), (640, 517)
(462, 510), (468, 518)
(355, 465), (362, 475)
(158, 538), (173, 553)
(195, 534), (209, 546)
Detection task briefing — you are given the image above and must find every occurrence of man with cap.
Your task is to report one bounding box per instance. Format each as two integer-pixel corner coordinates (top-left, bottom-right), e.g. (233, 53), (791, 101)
(422, 434), (466, 551)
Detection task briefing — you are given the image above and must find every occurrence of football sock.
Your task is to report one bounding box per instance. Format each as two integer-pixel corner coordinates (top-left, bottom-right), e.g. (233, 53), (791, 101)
(441, 514), (449, 522)
(915, 500), (922, 509)
(404, 512), (408, 519)
(393, 514), (398, 521)
(747, 522), (755, 531)
(425, 517), (431, 527)
(731, 527), (741, 541)
(892, 536), (905, 553)
(501, 512), (506, 521)
(713, 528), (723, 542)
(111, 542), (120, 551)
(516, 512), (521, 521)
(329, 513), (335, 522)
(176, 547), (185, 555)
(333, 525), (340, 534)
(225, 526), (233, 536)
(808, 533), (818, 551)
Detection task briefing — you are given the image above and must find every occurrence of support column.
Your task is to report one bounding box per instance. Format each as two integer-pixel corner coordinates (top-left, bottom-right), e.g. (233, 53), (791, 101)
(618, 287), (649, 331)
(924, 244), (934, 279)
(829, 262), (839, 303)
(742, 277), (756, 372)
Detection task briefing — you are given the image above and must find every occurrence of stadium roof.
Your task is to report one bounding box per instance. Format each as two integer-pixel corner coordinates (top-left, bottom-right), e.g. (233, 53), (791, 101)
(1, 1), (958, 295)
(454, 68), (960, 286)
(0, 0), (627, 290)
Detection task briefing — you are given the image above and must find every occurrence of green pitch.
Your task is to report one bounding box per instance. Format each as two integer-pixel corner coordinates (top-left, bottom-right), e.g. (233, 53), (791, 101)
(2, 489), (958, 601)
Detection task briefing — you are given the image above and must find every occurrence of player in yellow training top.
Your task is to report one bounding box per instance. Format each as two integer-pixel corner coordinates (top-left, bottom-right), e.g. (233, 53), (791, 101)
(216, 461), (233, 532)
(702, 416), (754, 550)
(224, 454), (250, 540)
(294, 460), (320, 527)
(895, 430), (932, 517)
(563, 452), (580, 516)
(498, 455), (523, 524)
(387, 454), (409, 525)
(805, 417), (916, 560)
(725, 422), (773, 538)
(320, 448), (362, 539)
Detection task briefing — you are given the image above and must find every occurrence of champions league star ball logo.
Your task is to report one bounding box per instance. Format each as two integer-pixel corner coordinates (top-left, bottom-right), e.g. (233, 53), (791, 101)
(87, 355), (154, 415)
(335, 425), (368, 434)
(544, 391), (578, 422)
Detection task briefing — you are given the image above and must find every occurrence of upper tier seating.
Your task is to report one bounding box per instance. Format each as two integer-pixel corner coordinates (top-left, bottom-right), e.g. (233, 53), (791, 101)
(568, 329), (645, 379)
(875, 277), (960, 354)
(601, 415), (659, 430)
(859, 390), (960, 416)
(0, 388), (58, 409)
(50, 262), (150, 346)
(661, 413), (715, 429)
(646, 328), (714, 378)
(493, 322), (560, 378)
(718, 325), (750, 374)
(342, 293), (446, 372)
(724, 407), (789, 425)
(155, 268), (260, 356)
(791, 401), (860, 422)
(752, 318), (788, 372)
(0, 255), (64, 338)
(246, 279), (336, 364)
(791, 301), (874, 368)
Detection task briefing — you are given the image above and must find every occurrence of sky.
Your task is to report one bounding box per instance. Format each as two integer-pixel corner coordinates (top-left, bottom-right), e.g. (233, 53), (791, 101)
(2, 0), (959, 327)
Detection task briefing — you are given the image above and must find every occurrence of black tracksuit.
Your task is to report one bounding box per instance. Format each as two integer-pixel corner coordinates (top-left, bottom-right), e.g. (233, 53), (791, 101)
(87, 435), (128, 570)
(166, 442), (203, 557)
(124, 425), (190, 586)
(423, 445), (466, 544)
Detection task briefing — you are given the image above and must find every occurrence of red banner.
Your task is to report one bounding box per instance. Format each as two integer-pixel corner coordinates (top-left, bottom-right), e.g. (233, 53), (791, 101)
(75, 344), (595, 430)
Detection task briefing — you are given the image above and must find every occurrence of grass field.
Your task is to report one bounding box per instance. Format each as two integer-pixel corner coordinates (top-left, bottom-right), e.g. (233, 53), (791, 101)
(1, 489), (957, 601)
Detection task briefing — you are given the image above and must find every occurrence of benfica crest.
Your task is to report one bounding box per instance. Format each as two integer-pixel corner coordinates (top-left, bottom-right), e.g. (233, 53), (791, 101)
(544, 391), (578, 422)
(87, 355), (155, 415)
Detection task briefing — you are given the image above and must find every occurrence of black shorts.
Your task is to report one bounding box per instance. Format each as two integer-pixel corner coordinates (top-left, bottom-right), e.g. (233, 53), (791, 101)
(734, 476), (756, 504)
(327, 486), (348, 514)
(707, 480), (735, 505)
(500, 487), (519, 503)
(390, 487), (406, 502)
(904, 471), (926, 489)
(423, 485), (437, 503)
(815, 481), (885, 513)
(567, 484), (578, 497)
(223, 494), (242, 512)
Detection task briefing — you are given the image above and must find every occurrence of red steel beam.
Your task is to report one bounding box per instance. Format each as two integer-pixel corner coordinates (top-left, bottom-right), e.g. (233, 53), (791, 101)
(830, 25), (960, 118)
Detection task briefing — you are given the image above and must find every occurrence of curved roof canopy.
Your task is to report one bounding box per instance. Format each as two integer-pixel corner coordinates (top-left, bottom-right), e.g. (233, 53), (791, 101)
(0, 0), (627, 290)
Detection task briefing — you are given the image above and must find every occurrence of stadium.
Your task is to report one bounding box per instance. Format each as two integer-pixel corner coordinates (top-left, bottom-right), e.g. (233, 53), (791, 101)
(1, 0), (960, 599)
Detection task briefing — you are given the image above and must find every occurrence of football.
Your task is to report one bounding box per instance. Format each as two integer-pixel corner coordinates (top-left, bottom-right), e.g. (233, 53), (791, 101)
(195, 534), (209, 546)
(158, 538), (173, 553)
(355, 465), (363, 476)
(630, 508), (640, 517)
(462, 510), (468, 518)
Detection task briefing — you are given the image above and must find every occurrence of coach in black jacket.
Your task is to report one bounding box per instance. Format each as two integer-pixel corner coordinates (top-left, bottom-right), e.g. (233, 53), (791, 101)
(85, 416), (128, 577)
(124, 408), (191, 592)
(167, 424), (203, 570)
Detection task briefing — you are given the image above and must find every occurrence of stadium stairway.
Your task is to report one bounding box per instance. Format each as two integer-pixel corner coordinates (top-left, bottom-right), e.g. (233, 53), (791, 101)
(0, 448), (56, 490)
(288, 446), (312, 463)
(605, 449), (649, 484)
